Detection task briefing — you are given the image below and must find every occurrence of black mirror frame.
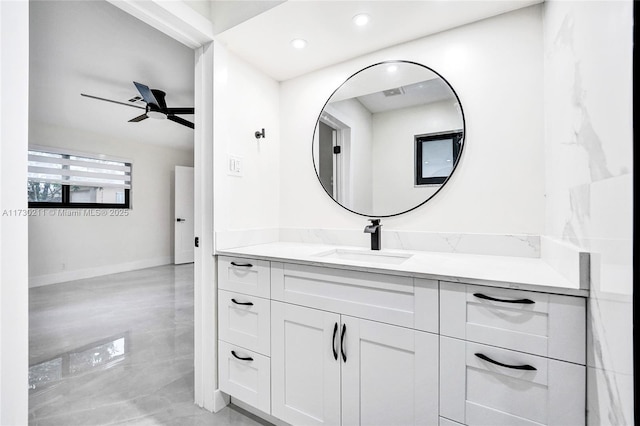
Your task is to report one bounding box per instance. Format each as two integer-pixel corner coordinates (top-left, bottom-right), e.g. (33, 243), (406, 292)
(311, 60), (466, 218)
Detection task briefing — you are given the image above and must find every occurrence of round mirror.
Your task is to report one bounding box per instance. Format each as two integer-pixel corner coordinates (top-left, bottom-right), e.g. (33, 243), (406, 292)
(312, 60), (465, 217)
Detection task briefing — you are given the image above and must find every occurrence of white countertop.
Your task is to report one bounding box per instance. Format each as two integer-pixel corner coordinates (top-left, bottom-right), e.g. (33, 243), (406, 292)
(216, 242), (588, 297)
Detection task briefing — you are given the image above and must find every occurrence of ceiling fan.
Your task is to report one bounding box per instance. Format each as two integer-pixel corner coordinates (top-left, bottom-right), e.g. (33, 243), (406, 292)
(81, 81), (195, 129)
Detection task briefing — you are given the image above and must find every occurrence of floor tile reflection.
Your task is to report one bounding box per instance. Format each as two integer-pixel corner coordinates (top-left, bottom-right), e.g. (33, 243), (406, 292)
(29, 264), (267, 426)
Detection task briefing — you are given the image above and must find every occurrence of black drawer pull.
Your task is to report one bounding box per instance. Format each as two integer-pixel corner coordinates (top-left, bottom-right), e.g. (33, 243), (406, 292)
(340, 323), (347, 363)
(473, 293), (534, 304)
(230, 261), (253, 268)
(332, 322), (338, 361)
(475, 353), (536, 371)
(231, 350), (253, 362)
(231, 298), (254, 306)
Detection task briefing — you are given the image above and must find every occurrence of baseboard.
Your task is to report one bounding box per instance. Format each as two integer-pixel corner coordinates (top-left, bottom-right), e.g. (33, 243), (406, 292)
(28, 256), (173, 287)
(231, 397), (290, 426)
(212, 389), (230, 413)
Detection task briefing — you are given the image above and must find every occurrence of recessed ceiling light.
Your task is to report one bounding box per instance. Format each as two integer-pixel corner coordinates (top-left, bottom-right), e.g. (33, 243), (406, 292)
(387, 64), (398, 73)
(291, 38), (307, 49)
(352, 13), (370, 27)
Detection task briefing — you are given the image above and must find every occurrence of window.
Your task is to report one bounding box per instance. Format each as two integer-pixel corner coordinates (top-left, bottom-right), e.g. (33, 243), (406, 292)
(415, 131), (463, 185)
(28, 148), (131, 208)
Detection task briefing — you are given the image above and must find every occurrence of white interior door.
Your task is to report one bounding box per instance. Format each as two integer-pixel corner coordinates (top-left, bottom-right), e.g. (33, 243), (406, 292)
(174, 165), (194, 264)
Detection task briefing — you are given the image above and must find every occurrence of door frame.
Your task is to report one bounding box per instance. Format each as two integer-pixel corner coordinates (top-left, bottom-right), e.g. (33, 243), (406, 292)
(0, 2), (30, 423)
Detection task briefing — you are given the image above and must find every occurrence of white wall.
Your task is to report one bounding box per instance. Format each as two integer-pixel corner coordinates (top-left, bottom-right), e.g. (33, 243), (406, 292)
(0, 0), (29, 423)
(542, 1), (634, 424)
(213, 44), (280, 235)
(280, 5), (544, 233)
(372, 100), (461, 215)
(28, 123), (194, 286)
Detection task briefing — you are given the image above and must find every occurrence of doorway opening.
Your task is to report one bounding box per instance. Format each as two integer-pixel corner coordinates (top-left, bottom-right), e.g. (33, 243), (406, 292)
(27, 1), (201, 422)
(317, 112), (352, 206)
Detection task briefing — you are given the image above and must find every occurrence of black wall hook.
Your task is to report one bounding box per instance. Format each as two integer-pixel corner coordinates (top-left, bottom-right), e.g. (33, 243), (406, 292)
(255, 128), (266, 139)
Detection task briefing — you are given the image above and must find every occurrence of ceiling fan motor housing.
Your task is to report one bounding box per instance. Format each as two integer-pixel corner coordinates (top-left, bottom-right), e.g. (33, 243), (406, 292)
(147, 89), (167, 119)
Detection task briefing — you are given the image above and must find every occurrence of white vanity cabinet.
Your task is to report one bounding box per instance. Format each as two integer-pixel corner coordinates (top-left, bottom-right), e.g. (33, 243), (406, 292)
(216, 255), (587, 426)
(271, 301), (439, 426)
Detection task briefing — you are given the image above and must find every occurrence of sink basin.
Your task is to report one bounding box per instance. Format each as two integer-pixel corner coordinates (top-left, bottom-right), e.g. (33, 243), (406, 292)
(313, 248), (412, 265)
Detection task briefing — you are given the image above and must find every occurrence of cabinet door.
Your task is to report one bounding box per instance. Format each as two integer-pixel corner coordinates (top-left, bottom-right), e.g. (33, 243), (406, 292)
(342, 316), (439, 426)
(271, 301), (341, 426)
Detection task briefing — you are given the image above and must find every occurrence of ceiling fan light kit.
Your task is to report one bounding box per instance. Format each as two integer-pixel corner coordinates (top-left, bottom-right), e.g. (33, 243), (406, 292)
(81, 81), (195, 129)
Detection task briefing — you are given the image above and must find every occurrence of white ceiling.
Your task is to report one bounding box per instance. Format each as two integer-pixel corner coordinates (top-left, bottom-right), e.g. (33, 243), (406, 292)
(29, 0), (542, 151)
(216, 0), (543, 82)
(29, 0), (195, 151)
(208, 0), (287, 34)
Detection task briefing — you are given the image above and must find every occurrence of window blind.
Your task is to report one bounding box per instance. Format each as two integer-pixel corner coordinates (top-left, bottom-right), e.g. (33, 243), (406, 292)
(28, 150), (131, 189)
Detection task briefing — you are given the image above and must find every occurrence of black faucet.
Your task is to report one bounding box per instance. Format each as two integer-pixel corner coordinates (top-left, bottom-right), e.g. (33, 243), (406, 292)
(364, 219), (382, 251)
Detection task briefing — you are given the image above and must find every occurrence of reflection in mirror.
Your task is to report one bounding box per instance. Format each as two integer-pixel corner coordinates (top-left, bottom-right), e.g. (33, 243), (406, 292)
(415, 131), (463, 185)
(313, 61), (465, 217)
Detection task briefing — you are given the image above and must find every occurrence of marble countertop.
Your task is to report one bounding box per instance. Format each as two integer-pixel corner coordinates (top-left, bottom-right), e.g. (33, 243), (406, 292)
(216, 242), (588, 297)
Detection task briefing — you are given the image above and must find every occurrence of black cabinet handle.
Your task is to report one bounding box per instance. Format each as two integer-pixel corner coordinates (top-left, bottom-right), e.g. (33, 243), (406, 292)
(332, 322), (338, 361)
(340, 323), (347, 363)
(231, 350), (253, 362)
(230, 261), (253, 268)
(473, 293), (534, 305)
(475, 353), (536, 371)
(176, 218), (186, 222)
(231, 298), (253, 306)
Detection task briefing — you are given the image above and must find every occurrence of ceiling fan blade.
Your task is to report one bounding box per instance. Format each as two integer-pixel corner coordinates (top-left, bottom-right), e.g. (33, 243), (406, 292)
(133, 81), (159, 108)
(128, 114), (148, 123)
(81, 93), (146, 110)
(167, 115), (194, 129)
(166, 107), (195, 115)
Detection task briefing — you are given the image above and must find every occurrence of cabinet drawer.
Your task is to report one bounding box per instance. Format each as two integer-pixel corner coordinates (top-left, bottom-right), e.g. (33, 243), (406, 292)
(440, 282), (585, 364)
(218, 256), (270, 298)
(271, 262), (438, 331)
(440, 337), (585, 426)
(218, 340), (270, 414)
(219, 290), (270, 356)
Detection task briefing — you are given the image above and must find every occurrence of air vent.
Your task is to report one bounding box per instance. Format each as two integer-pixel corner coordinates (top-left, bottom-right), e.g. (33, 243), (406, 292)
(128, 96), (143, 103)
(383, 87), (404, 97)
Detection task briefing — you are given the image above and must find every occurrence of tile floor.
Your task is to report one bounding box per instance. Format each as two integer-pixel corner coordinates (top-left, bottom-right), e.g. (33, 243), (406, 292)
(29, 264), (268, 426)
